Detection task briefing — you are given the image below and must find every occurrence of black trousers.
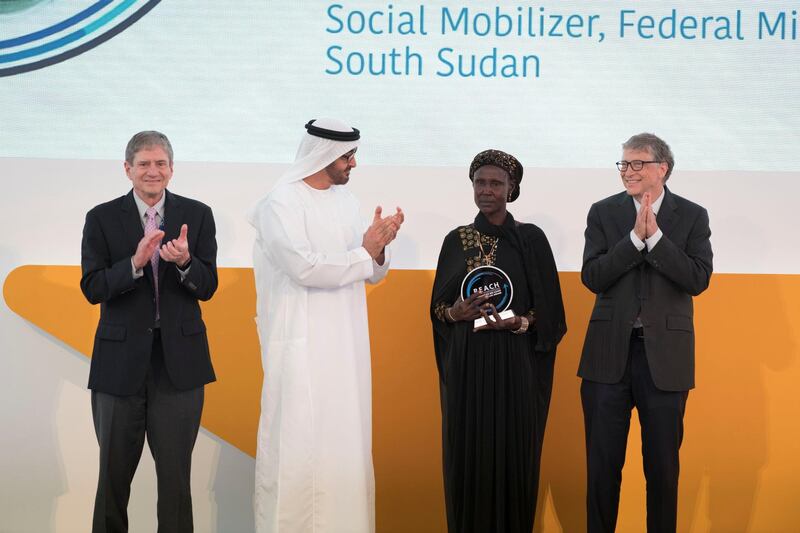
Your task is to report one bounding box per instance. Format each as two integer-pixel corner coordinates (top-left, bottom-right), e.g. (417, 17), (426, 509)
(91, 330), (204, 533)
(581, 335), (688, 533)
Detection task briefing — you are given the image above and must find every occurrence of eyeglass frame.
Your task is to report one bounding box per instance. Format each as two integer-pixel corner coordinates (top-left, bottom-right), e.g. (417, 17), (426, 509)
(616, 160), (663, 172)
(340, 148), (357, 163)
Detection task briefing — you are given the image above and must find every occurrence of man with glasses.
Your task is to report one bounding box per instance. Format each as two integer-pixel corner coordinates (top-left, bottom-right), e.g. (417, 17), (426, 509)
(248, 118), (403, 533)
(578, 133), (713, 532)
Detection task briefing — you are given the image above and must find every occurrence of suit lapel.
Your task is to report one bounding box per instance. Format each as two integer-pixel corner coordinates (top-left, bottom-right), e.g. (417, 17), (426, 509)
(159, 190), (183, 283)
(120, 190), (145, 249)
(613, 192), (636, 238)
(656, 186), (678, 237)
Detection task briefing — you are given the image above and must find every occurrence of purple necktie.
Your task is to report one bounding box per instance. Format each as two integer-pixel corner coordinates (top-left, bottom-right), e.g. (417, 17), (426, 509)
(145, 207), (160, 319)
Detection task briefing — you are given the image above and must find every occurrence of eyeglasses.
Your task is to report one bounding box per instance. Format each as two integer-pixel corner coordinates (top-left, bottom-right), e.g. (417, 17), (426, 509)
(616, 160), (662, 172)
(340, 149), (357, 163)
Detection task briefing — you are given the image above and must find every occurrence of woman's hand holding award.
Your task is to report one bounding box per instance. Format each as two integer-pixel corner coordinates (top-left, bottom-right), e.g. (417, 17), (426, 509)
(460, 265), (514, 329)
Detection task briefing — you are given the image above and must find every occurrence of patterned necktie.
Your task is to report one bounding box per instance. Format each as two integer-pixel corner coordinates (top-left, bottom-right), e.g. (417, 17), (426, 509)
(144, 207), (160, 319)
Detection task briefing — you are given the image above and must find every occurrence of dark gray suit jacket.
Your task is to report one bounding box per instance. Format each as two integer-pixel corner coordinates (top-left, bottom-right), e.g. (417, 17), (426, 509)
(578, 186), (713, 391)
(81, 189), (218, 395)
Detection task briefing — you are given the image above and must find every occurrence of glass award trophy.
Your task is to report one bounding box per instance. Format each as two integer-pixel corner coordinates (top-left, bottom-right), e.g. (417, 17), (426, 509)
(460, 265), (514, 328)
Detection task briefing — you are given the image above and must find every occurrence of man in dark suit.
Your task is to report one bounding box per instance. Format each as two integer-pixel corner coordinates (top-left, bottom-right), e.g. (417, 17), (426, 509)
(81, 131), (217, 532)
(579, 133), (713, 532)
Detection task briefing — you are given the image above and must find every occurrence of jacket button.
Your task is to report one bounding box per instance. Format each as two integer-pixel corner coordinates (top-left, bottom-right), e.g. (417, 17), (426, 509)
(147, 328), (153, 334)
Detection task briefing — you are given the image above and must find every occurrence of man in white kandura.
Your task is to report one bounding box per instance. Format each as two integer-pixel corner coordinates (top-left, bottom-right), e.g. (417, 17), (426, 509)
(248, 118), (404, 532)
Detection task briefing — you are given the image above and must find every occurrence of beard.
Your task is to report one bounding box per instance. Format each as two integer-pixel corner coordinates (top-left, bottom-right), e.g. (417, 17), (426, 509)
(324, 162), (350, 185)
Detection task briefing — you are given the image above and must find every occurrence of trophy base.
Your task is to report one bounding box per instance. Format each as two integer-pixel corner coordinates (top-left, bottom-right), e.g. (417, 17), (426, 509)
(474, 310), (515, 328)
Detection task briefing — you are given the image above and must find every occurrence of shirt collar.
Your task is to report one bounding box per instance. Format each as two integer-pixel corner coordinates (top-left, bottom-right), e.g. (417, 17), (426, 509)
(132, 190), (166, 221)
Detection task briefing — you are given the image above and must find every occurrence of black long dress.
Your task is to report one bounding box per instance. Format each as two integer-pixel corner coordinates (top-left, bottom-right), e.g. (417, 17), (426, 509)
(430, 211), (566, 533)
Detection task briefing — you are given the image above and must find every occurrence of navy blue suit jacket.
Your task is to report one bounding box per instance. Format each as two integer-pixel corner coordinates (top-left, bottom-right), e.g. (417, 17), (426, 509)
(81, 189), (217, 395)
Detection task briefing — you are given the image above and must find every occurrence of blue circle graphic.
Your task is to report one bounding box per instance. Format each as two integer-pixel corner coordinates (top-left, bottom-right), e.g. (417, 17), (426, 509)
(461, 265), (513, 312)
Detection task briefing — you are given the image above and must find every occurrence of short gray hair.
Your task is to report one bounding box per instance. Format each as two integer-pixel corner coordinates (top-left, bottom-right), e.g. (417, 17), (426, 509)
(125, 131), (174, 165)
(622, 132), (674, 181)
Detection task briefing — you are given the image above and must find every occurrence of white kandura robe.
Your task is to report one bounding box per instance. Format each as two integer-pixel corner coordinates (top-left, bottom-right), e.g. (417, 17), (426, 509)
(250, 180), (390, 533)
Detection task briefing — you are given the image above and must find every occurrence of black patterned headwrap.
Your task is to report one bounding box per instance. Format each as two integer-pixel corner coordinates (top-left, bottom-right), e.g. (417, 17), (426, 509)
(468, 149), (524, 202)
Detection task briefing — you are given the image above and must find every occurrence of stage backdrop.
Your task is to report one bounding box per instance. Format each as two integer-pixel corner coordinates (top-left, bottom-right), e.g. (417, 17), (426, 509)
(1, 2), (798, 532)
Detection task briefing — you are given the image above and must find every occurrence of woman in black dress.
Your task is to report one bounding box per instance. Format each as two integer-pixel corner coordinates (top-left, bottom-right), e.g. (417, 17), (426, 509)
(430, 150), (567, 533)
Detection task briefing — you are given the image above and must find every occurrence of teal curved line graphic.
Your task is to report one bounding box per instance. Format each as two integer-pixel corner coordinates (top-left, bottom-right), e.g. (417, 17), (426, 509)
(0, 0), (136, 63)
(0, 0), (159, 77)
(0, 0), (113, 49)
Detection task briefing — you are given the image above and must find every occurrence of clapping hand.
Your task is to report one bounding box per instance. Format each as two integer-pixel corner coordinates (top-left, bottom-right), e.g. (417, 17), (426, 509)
(634, 192), (659, 241)
(133, 230), (165, 270)
(644, 196), (659, 238)
(362, 206), (404, 260)
(159, 224), (191, 268)
(633, 192), (650, 241)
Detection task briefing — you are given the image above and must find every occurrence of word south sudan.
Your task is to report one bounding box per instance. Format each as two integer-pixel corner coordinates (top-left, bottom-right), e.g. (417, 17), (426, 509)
(323, 4), (604, 79)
